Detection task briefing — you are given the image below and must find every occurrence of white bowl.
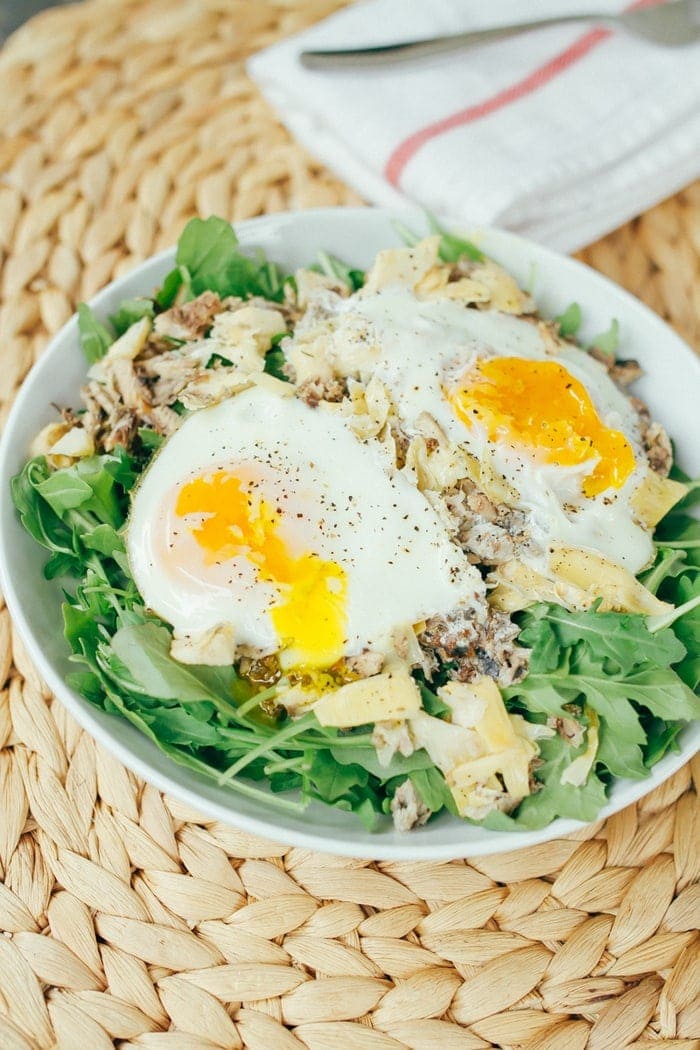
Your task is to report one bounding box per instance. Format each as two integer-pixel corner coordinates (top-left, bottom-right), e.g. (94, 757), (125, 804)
(1, 207), (698, 860)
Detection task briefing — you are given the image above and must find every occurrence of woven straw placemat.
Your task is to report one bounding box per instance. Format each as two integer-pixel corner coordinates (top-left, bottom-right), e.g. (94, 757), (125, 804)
(0, 3), (699, 1048)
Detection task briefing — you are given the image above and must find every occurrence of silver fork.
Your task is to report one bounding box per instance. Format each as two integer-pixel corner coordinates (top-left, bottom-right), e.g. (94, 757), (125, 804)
(300, 0), (700, 70)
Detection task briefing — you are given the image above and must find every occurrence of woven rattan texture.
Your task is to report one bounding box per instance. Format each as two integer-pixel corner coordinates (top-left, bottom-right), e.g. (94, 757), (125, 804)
(1, 3), (699, 1048)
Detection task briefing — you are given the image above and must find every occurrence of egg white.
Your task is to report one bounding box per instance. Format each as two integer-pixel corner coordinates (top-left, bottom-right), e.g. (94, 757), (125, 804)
(126, 384), (485, 664)
(312, 286), (655, 574)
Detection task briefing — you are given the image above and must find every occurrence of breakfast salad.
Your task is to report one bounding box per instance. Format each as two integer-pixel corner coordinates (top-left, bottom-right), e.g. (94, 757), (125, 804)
(12, 216), (700, 832)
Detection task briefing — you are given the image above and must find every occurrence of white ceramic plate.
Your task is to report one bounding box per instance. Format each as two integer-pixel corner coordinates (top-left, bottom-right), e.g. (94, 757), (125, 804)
(1, 207), (698, 860)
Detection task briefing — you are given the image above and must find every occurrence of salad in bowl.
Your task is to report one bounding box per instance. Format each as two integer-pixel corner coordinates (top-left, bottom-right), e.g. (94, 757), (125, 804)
(1, 208), (698, 858)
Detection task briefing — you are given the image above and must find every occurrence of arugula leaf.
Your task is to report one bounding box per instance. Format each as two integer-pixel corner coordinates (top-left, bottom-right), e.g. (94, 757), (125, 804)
(667, 464), (700, 509)
(426, 213), (484, 263)
(640, 546), (690, 595)
(108, 622), (239, 711)
(417, 680), (451, 718)
(138, 427), (165, 452)
(641, 715), (683, 767)
(351, 797), (383, 830)
(63, 601), (102, 655)
(155, 265), (189, 309)
(206, 352), (233, 369)
(518, 604), (686, 676)
(669, 476), (700, 514)
(82, 523), (124, 558)
(11, 458), (75, 556)
(44, 551), (82, 579)
(77, 303), (112, 363)
(330, 792), (382, 831)
(35, 471), (94, 514)
(65, 669), (104, 703)
(409, 766), (456, 814)
(33, 457), (124, 528)
(587, 318), (619, 356)
(655, 513), (700, 568)
(109, 297), (154, 336)
(263, 333), (291, 383)
(255, 255), (287, 301)
(555, 302), (582, 339)
(263, 347), (287, 381)
(669, 575), (700, 689)
(315, 251), (366, 291)
(507, 591), (699, 798)
(101, 445), (139, 492)
(177, 216), (238, 284)
(393, 215), (484, 263)
(169, 216), (289, 302)
(307, 751), (369, 802)
(511, 658), (698, 759)
(595, 716), (647, 779)
(92, 667), (308, 814)
(329, 743), (436, 780)
(147, 705), (226, 747)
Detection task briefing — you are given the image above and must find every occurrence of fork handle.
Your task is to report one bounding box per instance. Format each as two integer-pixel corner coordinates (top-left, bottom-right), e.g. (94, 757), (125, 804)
(299, 14), (615, 70)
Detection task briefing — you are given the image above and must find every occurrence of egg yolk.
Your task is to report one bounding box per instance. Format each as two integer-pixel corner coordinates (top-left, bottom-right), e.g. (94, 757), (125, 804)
(175, 471), (347, 668)
(450, 357), (635, 497)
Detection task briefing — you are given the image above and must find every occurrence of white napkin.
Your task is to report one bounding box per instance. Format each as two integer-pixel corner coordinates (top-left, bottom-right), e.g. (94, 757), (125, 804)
(248, 0), (700, 251)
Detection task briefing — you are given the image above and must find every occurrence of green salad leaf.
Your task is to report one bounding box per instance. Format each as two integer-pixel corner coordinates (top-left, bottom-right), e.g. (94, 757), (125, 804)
(109, 622), (240, 710)
(137, 427), (165, 452)
(518, 604), (686, 675)
(555, 302), (582, 339)
(655, 508), (700, 565)
(506, 600), (699, 787)
(640, 547), (691, 594)
(176, 216), (239, 286)
(160, 216), (289, 304)
(315, 251), (366, 291)
(670, 576), (700, 689)
(394, 214), (484, 264)
(77, 303), (113, 363)
(426, 213), (484, 263)
(642, 717), (683, 767)
(155, 265), (189, 310)
(263, 333), (290, 383)
(587, 317), (620, 356)
(409, 767), (457, 814)
(109, 297), (155, 336)
(307, 751), (370, 803)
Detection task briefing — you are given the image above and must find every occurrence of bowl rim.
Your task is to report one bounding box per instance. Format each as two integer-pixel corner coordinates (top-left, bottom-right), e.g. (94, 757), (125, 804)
(1, 205), (698, 860)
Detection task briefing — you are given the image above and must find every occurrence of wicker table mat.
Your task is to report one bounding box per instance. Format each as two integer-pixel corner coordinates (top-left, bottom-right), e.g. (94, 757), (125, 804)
(1, 3), (699, 1048)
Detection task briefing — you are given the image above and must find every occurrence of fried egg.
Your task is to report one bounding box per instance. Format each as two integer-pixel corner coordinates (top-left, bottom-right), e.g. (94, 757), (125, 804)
(310, 285), (655, 574)
(126, 383), (484, 668)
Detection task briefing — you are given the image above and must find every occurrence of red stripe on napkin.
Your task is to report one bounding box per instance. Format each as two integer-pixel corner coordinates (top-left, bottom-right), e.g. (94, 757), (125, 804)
(384, 0), (659, 187)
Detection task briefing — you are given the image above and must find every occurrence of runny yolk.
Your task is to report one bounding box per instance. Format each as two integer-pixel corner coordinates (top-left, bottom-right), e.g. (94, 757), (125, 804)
(175, 471), (347, 667)
(449, 357), (635, 497)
